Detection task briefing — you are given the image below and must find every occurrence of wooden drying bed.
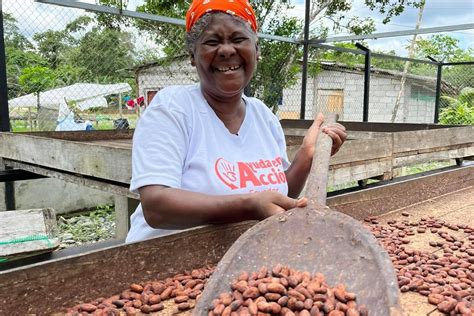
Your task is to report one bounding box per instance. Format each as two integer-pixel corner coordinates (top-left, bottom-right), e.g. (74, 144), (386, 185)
(0, 122), (472, 190)
(0, 165), (472, 315)
(0, 123), (472, 239)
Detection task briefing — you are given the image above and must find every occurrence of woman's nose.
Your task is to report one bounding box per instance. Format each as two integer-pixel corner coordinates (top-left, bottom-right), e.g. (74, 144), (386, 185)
(218, 42), (236, 58)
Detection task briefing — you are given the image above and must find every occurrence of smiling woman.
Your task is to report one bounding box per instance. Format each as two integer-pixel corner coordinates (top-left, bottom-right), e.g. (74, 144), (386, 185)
(125, 0), (347, 243)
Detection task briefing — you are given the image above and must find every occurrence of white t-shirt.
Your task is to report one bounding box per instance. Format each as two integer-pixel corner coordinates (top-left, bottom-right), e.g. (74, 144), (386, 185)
(126, 84), (290, 242)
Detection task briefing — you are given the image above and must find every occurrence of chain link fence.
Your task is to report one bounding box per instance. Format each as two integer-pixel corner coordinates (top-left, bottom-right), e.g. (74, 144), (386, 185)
(439, 63), (474, 125)
(369, 54), (439, 123)
(303, 45), (366, 121)
(3, 0), (473, 132)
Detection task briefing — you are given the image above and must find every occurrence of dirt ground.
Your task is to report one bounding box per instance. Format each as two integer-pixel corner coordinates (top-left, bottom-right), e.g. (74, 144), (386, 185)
(374, 186), (474, 315)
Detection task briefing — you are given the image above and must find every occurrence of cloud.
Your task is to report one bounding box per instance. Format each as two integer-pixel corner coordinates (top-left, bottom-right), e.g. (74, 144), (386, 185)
(5, 0), (472, 57)
(288, 0), (473, 56)
(3, 0), (93, 39)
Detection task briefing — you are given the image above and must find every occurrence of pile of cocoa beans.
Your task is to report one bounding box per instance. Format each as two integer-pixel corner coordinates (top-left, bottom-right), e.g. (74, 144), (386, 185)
(65, 266), (214, 315)
(64, 214), (472, 315)
(365, 215), (473, 315)
(208, 264), (368, 316)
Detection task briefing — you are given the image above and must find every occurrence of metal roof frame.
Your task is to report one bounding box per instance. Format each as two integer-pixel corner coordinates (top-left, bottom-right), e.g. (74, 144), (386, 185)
(35, 0), (298, 43)
(310, 24), (474, 44)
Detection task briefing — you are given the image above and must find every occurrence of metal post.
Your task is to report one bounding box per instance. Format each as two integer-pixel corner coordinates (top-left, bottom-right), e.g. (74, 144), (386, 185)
(434, 63), (442, 123)
(356, 43), (371, 122)
(0, 6), (10, 132)
(0, 8), (15, 210)
(5, 167), (15, 210)
(299, 0), (311, 120)
(428, 56), (442, 123)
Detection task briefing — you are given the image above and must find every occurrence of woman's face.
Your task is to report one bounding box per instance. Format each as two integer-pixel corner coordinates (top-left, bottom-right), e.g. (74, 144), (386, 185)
(191, 14), (259, 101)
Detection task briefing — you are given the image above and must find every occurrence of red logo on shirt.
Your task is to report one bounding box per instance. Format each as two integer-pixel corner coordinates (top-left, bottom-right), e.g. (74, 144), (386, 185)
(214, 157), (287, 190)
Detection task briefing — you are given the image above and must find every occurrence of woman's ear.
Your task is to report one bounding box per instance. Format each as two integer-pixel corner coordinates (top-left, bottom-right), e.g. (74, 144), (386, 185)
(256, 44), (261, 61)
(190, 53), (196, 67)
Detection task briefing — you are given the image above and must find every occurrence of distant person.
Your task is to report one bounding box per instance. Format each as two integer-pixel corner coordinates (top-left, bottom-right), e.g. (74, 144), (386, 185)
(126, 0), (346, 242)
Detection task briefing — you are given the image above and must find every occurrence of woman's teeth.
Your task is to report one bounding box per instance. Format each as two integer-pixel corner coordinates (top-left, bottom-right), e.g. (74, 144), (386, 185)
(217, 65), (241, 72)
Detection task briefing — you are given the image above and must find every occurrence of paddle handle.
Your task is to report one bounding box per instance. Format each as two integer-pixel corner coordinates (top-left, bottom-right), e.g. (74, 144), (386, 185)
(305, 113), (338, 206)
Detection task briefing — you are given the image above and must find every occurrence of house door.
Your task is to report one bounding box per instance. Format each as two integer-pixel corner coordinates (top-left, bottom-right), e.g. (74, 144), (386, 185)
(315, 89), (344, 119)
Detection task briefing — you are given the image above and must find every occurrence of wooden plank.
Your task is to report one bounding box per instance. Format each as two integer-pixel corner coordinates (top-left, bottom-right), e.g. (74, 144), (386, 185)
(327, 165), (474, 220)
(284, 128), (387, 139)
(0, 208), (60, 261)
(287, 137), (392, 165)
(0, 133), (132, 184)
(393, 125), (473, 153)
(0, 167), (472, 315)
(328, 158), (392, 186)
(22, 130), (134, 142)
(3, 160), (137, 199)
(330, 137), (392, 165)
(280, 119), (459, 132)
(88, 139), (132, 149)
(393, 145), (474, 168)
(0, 222), (254, 315)
(114, 195), (130, 240)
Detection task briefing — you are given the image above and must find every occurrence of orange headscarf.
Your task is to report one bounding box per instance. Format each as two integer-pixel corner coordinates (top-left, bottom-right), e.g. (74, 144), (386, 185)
(185, 0), (258, 33)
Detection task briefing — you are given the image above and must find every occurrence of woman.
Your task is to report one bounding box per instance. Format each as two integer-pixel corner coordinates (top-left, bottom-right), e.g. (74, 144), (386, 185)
(126, 0), (347, 243)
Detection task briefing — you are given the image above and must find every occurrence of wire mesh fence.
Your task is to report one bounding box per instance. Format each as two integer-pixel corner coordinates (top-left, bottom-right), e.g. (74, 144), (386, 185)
(304, 45), (366, 121)
(369, 54), (438, 123)
(2, 0), (473, 132)
(439, 63), (474, 125)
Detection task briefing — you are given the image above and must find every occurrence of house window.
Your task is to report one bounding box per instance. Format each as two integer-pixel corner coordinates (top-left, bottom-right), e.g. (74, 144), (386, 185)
(316, 89), (344, 118)
(146, 89), (160, 106)
(410, 84), (435, 102)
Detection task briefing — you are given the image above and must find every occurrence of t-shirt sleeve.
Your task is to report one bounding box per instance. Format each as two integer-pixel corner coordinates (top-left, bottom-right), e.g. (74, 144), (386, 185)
(130, 98), (189, 193)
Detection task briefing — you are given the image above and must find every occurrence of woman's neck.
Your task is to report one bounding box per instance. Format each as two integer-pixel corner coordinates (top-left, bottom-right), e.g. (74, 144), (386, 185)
(203, 92), (246, 135)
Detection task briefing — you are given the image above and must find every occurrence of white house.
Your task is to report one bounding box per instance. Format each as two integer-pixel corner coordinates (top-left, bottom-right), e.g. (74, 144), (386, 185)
(134, 57), (452, 123)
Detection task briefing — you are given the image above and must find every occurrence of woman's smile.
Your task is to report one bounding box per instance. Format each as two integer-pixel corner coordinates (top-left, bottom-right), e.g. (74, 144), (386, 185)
(215, 65), (242, 72)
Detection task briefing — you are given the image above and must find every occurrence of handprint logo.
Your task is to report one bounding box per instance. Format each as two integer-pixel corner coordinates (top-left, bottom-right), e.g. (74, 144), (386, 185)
(215, 158), (239, 190)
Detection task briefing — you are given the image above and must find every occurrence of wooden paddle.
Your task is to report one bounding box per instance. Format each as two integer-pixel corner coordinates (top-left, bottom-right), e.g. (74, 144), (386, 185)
(194, 113), (403, 315)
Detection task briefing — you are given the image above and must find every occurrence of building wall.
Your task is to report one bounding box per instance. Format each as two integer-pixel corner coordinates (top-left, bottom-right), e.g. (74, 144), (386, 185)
(281, 70), (435, 123)
(405, 84), (436, 123)
(279, 77), (306, 120)
(316, 70), (364, 121)
(137, 64), (435, 123)
(137, 61), (198, 104)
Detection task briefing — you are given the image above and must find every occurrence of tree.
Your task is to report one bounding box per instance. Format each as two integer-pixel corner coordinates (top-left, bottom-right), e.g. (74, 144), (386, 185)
(18, 66), (57, 95)
(413, 34), (474, 63)
(6, 47), (48, 99)
(4, 13), (47, 98)
(96, 0), (424, 111)
(18, 66), (57, 112)
(64, 25), (135, 84)
(3, 12), (32, 50)
(439, 87), (474, 125)
(33, 30), (74, 69)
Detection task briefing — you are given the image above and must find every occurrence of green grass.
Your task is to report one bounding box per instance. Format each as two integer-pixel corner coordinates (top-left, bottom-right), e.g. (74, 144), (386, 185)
(10, 120), (31, 132)
(9, 113), (139, 132)
(57, 204), (116, 244)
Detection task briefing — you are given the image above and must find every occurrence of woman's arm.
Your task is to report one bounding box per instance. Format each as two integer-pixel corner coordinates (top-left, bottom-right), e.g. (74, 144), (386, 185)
(139, 185), (306, 229)
(285, 113), (347, 198)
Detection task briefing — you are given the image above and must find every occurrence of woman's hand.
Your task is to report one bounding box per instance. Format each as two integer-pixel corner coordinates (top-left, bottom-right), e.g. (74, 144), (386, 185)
(302, 113), (347, 157)
(285, 113), (347, 198)
(250, 191), (308, 220)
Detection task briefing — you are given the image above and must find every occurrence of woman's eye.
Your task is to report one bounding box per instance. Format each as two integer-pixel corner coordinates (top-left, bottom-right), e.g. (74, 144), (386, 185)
(202, 39), (217, 46)
(233, 37), (247, 43)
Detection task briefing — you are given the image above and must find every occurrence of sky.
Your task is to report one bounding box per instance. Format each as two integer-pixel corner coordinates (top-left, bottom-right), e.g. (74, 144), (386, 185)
(3, 0), (473, 57)
(290, 0), (474, 54)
